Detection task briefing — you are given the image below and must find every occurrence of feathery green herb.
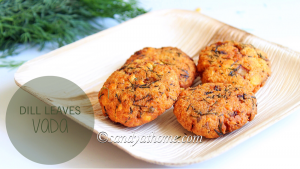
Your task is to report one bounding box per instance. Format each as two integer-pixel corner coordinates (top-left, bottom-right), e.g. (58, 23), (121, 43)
(0, 0), (147, 67)
(0, 60), (25, 68)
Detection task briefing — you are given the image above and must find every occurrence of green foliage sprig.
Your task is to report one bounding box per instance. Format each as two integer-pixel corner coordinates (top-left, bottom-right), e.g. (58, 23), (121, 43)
(0, 0), (146, 67)
(0, 60), (25, 68)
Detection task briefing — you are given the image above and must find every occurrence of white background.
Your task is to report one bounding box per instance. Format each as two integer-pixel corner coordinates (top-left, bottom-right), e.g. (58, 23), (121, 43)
(1, 0), (300, 168)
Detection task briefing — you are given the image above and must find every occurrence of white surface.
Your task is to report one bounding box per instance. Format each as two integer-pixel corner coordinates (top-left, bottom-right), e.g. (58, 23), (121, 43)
(1, 0), (300, 168)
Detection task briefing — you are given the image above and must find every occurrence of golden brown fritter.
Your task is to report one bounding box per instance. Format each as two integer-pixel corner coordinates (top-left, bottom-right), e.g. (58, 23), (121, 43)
(125, 47), (197, 89)
(173, 83), (257, 138)
(197, 41), (271, 93)
(99, 59), (180, 127)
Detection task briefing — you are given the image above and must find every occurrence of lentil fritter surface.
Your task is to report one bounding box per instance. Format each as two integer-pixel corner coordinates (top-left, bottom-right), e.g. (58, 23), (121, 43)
(173, 83), (257, 138)
(197, 41), (271, 93)
(125, 47), (197, 88)
(99, 59), (180, 127)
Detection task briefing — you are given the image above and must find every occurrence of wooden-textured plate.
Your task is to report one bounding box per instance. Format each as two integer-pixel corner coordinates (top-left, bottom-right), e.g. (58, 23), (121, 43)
(15, 9), (300, 166)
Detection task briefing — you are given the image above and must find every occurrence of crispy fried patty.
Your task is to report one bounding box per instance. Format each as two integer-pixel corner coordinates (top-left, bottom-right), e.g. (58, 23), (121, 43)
(197, 41), (271, 93)
(99, 59), (180, 127)
(125, 47), (197, 88)
(173, 83), (257, 138)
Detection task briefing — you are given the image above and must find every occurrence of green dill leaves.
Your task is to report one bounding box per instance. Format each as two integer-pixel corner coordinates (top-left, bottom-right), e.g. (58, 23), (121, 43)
(0, 60), (25, 69)
(0, 0), (147, 67)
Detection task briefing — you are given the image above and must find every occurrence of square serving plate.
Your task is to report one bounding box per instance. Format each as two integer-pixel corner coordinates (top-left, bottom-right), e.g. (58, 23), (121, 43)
(15, 9), (300, 166)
